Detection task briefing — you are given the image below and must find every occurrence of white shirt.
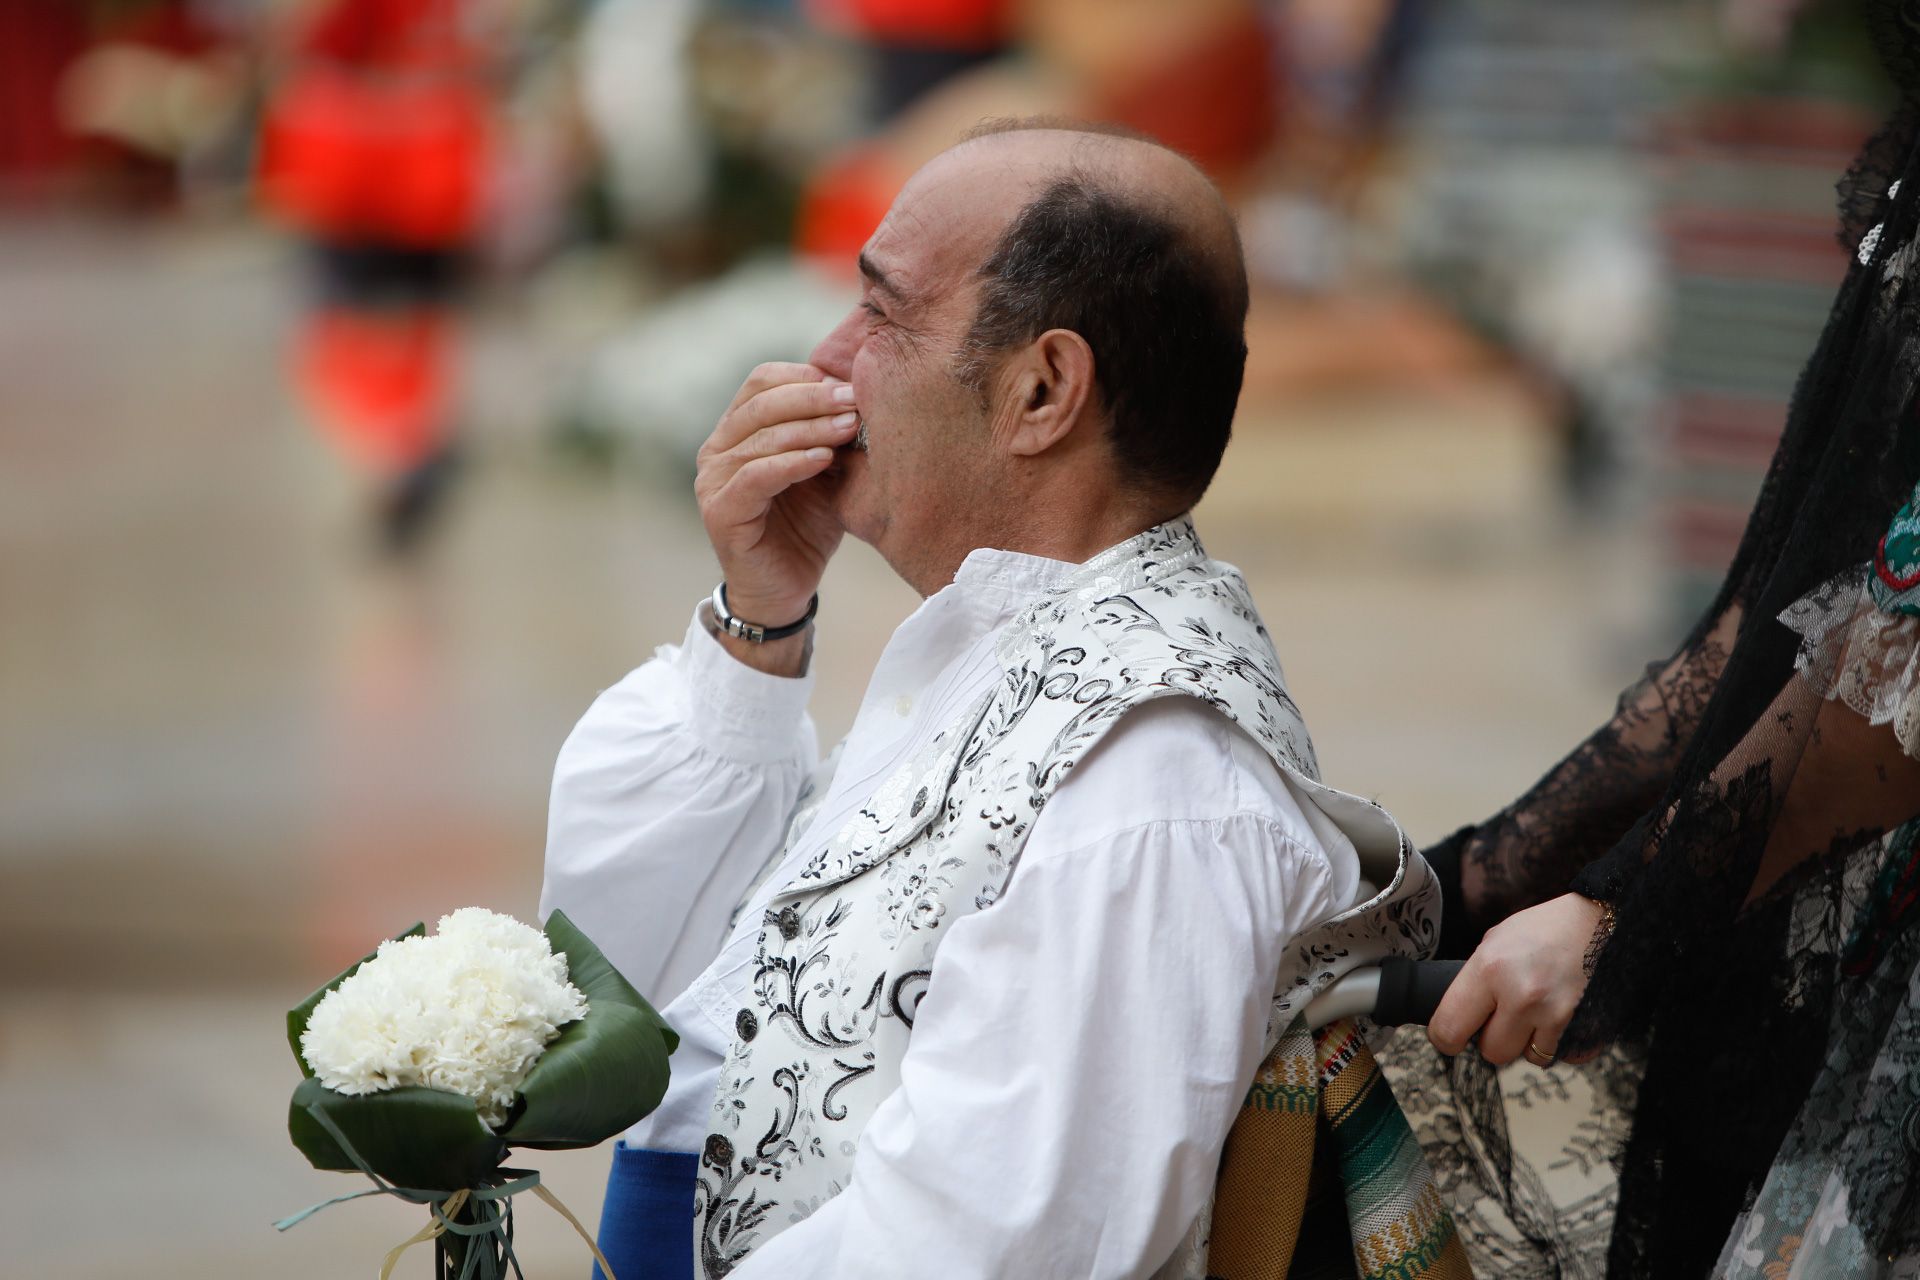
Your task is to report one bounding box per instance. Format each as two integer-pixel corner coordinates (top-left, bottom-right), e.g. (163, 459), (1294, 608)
(540, 545), (1361, 1279)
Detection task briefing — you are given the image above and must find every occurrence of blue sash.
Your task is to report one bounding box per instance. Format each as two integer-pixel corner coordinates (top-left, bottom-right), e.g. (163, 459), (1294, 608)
(592, 1143), (698, 1280)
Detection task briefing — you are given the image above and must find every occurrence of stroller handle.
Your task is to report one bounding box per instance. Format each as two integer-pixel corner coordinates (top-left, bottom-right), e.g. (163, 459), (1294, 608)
(1302, 958), (1464, 1031)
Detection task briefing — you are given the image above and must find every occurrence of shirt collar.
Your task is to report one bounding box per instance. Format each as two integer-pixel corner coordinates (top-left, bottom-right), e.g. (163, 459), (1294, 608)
(951, 545), (1076, 600)
(988, 515), (1207, 666)
(863, 517), (1204, 731)
(951, 514), (1203, 594)
(931, 515), (1207, 640)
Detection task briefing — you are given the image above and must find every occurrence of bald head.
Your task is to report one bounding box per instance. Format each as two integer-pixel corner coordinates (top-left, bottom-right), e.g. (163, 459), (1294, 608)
(936, 117), (1250, 509)
(954, 119), (1247, 313)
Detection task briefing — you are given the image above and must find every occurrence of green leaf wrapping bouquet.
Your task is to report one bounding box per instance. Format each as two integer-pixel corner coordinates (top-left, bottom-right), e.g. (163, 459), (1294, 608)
(278, 908), (676, 1279)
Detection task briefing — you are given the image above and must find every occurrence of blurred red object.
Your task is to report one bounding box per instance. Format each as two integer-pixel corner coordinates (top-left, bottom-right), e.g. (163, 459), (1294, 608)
(791, 5), (1277, 267)
(794, 145), (899, 270)
(297, 0), (473, 68)
(808, 0), (1012, 50)
(98, 0), (223, 55)
(257, 0), (488, 247)
(296, 309), (454, 471)
(259, 70), (487, 246)
(0, 0), (87, 186)
(1093, 8), (1278, 176)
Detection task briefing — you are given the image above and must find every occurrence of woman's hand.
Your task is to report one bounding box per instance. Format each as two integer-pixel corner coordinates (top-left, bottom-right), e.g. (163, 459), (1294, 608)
(1427, 892), (1607, 1066)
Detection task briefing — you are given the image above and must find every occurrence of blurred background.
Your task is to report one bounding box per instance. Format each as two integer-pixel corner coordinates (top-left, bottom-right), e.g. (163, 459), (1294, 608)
(0, 0), (1895, 1273)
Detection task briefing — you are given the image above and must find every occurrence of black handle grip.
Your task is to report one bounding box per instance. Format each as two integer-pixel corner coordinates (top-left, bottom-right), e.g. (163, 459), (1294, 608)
(1371, 958), (1464, 1027)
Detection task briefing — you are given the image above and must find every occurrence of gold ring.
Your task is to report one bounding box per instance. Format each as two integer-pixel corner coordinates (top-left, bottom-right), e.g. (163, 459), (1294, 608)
(1523, 1039), (1556, 1068)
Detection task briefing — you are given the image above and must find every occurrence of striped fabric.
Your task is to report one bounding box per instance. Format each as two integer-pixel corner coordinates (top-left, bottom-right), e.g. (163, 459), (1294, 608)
(1208, 1018), (1473, 1280)
(1652, 97), (1873, 625)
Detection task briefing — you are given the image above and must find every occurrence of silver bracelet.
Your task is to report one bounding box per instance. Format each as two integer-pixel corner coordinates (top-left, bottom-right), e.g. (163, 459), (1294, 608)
(710, 583), (818, 643)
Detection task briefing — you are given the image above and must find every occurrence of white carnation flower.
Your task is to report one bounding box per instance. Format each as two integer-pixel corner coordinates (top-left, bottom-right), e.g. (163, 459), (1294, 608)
(300, 908), (590, 1128)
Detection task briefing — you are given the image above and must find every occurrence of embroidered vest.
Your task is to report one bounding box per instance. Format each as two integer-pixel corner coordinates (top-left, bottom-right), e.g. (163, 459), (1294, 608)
(693, 519), (1440, 1278)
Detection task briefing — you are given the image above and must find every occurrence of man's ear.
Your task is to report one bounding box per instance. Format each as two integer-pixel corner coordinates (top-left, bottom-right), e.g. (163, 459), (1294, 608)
(992, 328), (1096, 457)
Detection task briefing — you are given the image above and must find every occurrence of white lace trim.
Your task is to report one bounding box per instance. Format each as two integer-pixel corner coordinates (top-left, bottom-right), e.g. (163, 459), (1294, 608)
(1779, 569), (1920, 760)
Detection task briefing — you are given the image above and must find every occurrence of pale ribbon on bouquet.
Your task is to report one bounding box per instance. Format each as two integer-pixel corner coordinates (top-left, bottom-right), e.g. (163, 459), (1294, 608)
(274, 1105), (619, 1280)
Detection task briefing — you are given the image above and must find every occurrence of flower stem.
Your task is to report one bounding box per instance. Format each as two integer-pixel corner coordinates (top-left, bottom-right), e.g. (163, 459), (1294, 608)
(437, 1194), (510, 1280)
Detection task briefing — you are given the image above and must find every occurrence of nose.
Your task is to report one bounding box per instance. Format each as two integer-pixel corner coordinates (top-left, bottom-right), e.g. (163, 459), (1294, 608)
(808, 307), (862, 381)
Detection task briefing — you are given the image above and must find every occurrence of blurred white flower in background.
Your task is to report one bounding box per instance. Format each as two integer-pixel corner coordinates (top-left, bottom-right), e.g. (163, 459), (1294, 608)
(299, 908), (589, 1129)
(577, 254), (856, 462)
(579, 0), (711, 233)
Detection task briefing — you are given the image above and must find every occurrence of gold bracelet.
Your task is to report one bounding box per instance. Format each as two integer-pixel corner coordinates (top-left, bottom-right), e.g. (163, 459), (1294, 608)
(1581, 898), (1618, 978)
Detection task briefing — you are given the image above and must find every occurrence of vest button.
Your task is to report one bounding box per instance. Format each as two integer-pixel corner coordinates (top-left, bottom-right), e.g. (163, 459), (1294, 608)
(776, 906), (802, 940)
(736, 1008), (758, 1042)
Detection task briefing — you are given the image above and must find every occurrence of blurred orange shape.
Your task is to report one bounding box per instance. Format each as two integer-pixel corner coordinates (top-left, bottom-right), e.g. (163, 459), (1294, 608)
(296, 309), (453, 473)
(795, 145), (903, 271)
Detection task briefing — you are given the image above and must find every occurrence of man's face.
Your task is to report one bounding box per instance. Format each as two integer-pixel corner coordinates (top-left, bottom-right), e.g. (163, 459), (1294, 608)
(807, 148), (1021, 586)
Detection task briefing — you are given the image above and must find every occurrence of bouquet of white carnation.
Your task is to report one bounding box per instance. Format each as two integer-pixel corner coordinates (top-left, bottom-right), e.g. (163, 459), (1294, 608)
(277, 908), (675, 1280)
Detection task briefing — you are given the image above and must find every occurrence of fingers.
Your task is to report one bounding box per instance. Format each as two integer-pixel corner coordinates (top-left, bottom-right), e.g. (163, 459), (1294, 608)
(706, 448), (838, 531)
(723, 362), (826, 416)
(1426, 950), (1577, 1068)
(1473, 941), (1574, 1065)
(1426, 957), (1497, 1056)
(710, 371), (857, 455)
(729, 411), (861, 466)
(697, 411), (859, 507)
(1426, 893), (1598, 1066)
(1477, 1003), (1547, 1067)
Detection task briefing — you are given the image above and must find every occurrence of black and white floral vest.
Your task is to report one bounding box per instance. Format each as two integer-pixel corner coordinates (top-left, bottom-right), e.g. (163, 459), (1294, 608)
(693, 518), (1440, 1279)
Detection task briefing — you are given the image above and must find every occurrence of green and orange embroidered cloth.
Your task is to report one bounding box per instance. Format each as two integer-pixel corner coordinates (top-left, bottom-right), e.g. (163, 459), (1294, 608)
(1208, 1017), (1473, 1280)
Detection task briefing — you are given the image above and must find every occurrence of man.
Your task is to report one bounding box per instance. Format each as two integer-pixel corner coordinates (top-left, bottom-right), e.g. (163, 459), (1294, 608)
(541, 118), (1437, 1280)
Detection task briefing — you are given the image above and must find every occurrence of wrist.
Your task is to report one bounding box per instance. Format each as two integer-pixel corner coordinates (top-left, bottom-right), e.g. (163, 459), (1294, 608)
(713, 583), (817, 643)
(700, 596), (813, 678)
(721, 593), (815, 627)
(1578, 895), (1617, 977)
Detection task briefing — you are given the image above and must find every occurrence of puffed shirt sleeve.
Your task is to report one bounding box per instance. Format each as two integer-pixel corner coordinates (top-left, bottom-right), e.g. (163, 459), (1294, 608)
(729, 699), (1352, 1280)
(539, 607), (819, 1006)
